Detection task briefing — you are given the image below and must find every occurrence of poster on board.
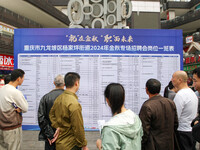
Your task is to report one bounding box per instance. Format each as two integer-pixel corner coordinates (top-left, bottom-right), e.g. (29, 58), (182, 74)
(14, 28), (183, 130)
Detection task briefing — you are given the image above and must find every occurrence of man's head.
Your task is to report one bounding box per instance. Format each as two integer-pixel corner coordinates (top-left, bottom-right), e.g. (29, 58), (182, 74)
(171, 71), (188, 89)
(54, 75), (65, 88)
(192, 67), (200, 92)
(64, 72), (80, 92)
(146, 79), (161, 95)
(10, 69), (25, 85)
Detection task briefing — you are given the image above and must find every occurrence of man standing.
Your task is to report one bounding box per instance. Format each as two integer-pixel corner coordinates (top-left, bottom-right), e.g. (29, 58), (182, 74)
(172, 70), (198, 150)
(139, 78), (178, 150)
(49, 72), (89, 150)
(38, 75), (65, 150)
(0, 69), (28, 150)
(191, 67), (200, 143)
(192, 67), (200, 112)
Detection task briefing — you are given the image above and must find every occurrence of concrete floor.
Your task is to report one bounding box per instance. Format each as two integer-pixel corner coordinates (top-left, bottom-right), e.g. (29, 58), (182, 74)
(22, 131), (100, 150)
(20, 130), (200, 150)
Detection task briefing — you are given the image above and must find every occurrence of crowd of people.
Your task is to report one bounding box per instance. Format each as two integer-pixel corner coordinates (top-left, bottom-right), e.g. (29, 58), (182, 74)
(0, 68), (200, 150)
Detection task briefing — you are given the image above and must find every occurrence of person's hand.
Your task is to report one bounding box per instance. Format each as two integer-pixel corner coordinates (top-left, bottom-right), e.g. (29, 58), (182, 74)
(194, 120), (199, 125)
(47, 138), (52, 145)
(15, 108), (21, 113)
(51, 127), (60, 143)
(96, 139), (102, 150)
(82, 146), (89, 150)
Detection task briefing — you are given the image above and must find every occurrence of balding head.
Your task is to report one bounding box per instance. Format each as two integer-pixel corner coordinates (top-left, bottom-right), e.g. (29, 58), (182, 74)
(172, 70), (188, 90)
(173, 71), (188, 82)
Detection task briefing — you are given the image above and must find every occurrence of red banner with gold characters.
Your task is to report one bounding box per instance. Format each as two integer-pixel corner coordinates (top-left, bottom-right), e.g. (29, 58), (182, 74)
(0, 54), (14, 70)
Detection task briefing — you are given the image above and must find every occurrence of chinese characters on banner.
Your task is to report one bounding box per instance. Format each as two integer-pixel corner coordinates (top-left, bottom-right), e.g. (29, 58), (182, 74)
(0, 22), (15, 34)
(14, 28), (183, 130)
(23, 34), (175, 52)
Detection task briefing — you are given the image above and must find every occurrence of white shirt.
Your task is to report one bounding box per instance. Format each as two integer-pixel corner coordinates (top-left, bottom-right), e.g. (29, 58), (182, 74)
(174, 88), (198, 131)
(0, 84), (28, 113)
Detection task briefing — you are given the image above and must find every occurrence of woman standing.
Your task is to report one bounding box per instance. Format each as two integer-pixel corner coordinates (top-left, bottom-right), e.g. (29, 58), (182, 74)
(164, 81), (177, 100)
(96, 83), (143, 150)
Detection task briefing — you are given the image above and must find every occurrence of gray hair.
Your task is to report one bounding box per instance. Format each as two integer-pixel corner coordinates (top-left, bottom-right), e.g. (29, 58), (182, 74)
(54, 74), (64, 87)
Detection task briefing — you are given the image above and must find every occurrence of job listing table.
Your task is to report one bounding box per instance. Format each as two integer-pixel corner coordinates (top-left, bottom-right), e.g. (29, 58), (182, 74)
(18, 53), (180, 129)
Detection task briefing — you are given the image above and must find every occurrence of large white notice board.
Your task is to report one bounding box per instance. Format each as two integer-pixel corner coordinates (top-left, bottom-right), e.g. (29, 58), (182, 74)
(14, 28), (183, 130)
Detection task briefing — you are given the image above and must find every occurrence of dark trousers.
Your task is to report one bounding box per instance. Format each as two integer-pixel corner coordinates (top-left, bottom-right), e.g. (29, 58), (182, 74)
(177, 131), (196, 150)
(45, 140), (56, 150)
(71, 145), (81, 150)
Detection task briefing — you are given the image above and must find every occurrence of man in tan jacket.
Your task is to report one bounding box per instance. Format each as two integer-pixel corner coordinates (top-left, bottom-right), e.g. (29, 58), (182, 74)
(49, 72), (88, 150)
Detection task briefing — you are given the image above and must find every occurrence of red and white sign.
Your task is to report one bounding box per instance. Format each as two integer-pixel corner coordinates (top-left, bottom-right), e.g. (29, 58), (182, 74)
(186, 36), (193, 44)
(0, 54), (14, 70)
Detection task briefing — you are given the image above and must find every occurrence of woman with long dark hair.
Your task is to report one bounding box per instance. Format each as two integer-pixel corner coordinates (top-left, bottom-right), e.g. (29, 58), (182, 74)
(164, 81), (176, 100)
(96, 83), (143, 150)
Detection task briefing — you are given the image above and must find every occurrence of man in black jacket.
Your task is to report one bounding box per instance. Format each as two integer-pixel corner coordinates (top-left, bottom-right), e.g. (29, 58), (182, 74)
(38, 75), (64, 150)
(191, 67), (200, 143)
